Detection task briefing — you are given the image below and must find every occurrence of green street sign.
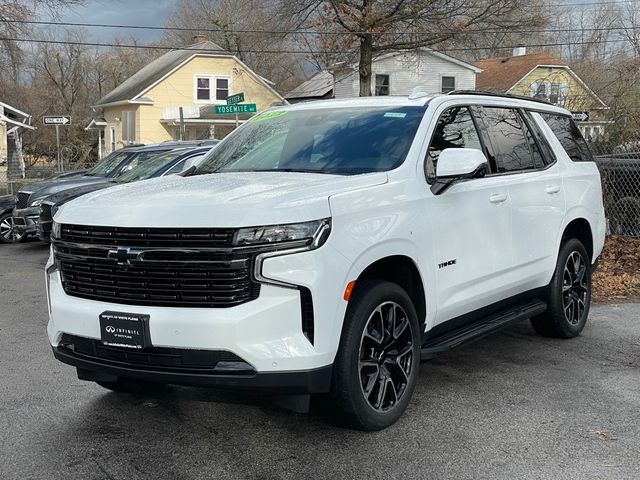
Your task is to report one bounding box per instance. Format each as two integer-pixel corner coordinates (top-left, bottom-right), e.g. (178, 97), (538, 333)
(226, 92), (245, 105)
(215, 104), (257, 115)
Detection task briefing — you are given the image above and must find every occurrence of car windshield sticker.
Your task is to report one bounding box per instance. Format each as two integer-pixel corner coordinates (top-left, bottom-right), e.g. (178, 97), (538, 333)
(384, 112), (407, 118)
(250, 110), (288, 122)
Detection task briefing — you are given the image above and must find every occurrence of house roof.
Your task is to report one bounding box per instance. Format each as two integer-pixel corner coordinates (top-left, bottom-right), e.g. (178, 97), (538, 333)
(474, 52), (565, 91)
(285, 71), (334, 100)
(0, 100), (31, 119)
(95, 40), (230, 107)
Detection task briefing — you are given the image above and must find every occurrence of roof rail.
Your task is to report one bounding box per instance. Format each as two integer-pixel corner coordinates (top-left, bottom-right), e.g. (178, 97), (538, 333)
(446, 90), (555, 107)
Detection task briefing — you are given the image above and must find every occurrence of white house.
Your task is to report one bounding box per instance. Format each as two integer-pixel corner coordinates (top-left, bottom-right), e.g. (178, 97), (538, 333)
(286, 48), (481, 102)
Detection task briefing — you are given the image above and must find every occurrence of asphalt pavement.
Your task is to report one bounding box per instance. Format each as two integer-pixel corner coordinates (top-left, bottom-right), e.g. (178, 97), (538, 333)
(1, 241), (639, 480)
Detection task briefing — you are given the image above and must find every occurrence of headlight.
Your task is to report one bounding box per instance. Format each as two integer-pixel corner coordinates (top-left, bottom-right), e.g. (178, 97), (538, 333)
(51, 221), (61, 239)
(233, 219), (331, 248)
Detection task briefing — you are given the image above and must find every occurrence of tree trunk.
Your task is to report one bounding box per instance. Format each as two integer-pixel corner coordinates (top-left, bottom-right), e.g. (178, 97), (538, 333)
(358, 34), (373, 97)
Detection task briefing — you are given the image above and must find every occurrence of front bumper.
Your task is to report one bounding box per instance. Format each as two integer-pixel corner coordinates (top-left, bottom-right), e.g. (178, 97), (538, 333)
(52, 343), (333, 393)
(37, 219), (52, 242)
(13, 207), (40, 234)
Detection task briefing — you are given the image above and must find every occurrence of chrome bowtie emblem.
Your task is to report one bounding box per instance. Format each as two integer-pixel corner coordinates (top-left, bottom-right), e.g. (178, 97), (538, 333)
(107, 247), (141, 265)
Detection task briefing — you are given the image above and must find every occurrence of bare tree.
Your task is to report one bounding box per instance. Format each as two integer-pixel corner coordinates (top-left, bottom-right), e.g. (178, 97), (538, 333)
(0, 0), (83, 81)
(281, 0), (547, 96)
(163, 0), (307, 93)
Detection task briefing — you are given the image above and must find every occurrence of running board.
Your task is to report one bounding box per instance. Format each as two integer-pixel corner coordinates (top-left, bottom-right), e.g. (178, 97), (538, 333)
(420, 300), (547, 361)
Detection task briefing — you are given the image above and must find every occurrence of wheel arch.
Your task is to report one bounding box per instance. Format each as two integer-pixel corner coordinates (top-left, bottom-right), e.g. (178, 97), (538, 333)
(352, 255), (427, 336)
(561, 217), (594, 261)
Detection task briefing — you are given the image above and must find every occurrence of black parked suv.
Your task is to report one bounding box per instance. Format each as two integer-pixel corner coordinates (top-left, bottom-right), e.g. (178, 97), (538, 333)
(14, 141), (218, 238)
(37, 146), (214, 241)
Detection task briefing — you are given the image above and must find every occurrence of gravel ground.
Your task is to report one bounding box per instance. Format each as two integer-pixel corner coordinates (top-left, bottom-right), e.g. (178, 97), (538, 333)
(1, 241), (639, 480)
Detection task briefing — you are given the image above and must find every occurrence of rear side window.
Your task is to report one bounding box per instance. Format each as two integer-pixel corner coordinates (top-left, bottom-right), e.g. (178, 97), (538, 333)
(426, 107), (483, 182)
(539, 113), (594, 162)
(479, 107), (544, 173)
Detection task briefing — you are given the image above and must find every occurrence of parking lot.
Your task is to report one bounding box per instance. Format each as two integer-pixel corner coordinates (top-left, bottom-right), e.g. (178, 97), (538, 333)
(1, 241), (639, 480)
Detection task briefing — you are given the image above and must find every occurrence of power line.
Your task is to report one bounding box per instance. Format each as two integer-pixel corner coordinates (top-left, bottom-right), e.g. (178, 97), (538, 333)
(11, 18), (640, 38)
(2, 35), (635, 55)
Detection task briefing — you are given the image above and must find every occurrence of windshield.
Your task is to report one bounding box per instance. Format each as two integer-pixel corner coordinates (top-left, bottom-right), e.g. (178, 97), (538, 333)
(85, 151), (131, 176)
(116, 151), (184, 183)
(195, 106), (425, 175)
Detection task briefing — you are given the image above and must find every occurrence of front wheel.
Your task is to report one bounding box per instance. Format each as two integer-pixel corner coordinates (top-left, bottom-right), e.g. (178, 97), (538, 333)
(0, 212), (28, 244)
(331, 280), (420, 431)
(531, 238), (592, 338)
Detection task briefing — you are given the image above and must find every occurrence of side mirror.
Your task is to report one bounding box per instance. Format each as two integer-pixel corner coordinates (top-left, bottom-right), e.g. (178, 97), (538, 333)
(436, 148), (488, 179)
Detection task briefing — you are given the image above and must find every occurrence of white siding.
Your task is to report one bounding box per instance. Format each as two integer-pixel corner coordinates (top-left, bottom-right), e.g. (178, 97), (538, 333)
(333, 51), (476, 98)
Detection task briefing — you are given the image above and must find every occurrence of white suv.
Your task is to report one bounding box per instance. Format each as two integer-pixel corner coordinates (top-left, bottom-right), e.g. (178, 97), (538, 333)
(46, 93), (605, 430)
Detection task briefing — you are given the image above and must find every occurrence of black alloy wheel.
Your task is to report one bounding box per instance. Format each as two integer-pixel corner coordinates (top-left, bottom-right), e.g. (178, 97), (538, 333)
(531, 238), (591, 338)
(331, 280), (420, 431)
(562, 251), (588, 325)
(359, 301), (414, 412)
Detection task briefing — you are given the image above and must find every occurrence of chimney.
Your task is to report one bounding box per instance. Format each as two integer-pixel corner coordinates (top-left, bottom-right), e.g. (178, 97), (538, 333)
(512, 45), (526, 57)
(193, 35), (207, 44)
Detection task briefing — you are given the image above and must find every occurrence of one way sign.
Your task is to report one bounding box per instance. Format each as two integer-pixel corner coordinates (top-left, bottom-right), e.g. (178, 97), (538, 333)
(43, 115), (71, 126)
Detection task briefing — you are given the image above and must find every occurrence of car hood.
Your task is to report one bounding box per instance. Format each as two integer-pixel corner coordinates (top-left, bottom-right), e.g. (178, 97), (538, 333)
(43, 181), (115, 206)
(0, 194), (16, 210)
(56, 171), (388, 227)
(23, 176), (110, 203)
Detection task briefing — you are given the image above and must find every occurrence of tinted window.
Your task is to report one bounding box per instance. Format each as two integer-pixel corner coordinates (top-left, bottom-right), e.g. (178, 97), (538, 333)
(196, 107), (425, 175)
(480, 107), (542, 173)
(426, 107), (482, 182)
(85, 150), (130, 176)
(540, 113), (594, 162)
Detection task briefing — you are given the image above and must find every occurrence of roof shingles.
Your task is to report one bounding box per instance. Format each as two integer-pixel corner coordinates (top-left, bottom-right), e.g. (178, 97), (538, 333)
(474, 52), (565, 92)
(95, 40), (229, 107)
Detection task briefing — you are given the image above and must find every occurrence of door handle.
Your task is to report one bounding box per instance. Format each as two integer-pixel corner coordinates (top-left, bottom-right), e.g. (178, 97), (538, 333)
(489, 193), (508, 204)
(546, 185), (561, 194)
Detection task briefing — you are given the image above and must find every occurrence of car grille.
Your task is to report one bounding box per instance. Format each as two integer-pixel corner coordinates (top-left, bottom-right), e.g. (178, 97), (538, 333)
(16, 192), (30, 209)
(40, 203), (53, 222)
(54, 224), (261, 308)
(58, 334), (254, 374)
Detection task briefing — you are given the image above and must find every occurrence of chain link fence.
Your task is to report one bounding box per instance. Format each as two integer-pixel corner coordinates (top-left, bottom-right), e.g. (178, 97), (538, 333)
(594, 151), (640, 239)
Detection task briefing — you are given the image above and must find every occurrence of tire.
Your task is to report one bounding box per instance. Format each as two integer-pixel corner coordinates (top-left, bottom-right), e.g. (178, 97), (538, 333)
(331, 280), (421, 431)
(0, 212), (28, 244)
(96, 378), (165, 394)
(531, 238), (591, 338)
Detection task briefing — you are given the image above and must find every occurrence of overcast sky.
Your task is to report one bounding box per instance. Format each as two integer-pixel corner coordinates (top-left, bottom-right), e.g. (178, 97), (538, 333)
(55, 0), (177, 42)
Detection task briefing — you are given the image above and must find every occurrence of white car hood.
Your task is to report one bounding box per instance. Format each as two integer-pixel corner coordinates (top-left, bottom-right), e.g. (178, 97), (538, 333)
(56, 171), (388, 227)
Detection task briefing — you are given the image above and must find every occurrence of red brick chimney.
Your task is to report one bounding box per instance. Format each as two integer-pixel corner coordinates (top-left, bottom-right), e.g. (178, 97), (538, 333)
(193, 35), (207, 44)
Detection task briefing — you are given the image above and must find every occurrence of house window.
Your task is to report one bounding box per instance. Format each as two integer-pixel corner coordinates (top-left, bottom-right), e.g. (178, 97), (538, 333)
(216, 78), (229, 100)
(441, 76), (456, 93)
(110, 127), (116, 152)
(196, 76), (211, 100)
(375, 74), (390, 96)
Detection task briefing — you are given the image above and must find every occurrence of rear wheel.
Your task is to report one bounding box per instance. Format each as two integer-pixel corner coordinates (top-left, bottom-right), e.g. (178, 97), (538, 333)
(531, 238), (591, 338)
(0, 212), (27, 244)
(331, 280), (420, 431)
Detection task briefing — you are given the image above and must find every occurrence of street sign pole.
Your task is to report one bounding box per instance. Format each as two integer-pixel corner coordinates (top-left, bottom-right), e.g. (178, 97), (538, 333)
(55, 124), (62, 172)
(43, 116), (71, 172)
(235, 113), (239, 127)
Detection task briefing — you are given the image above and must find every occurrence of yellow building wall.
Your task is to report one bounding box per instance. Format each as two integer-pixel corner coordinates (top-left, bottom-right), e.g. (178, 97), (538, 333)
(508, 66), (601, 113)
(103, 106), (140, 153)
(136, 55), (282, 144)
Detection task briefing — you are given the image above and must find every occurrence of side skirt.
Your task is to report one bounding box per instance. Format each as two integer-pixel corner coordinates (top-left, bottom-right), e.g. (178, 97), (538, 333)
(420, 299), (548, 361)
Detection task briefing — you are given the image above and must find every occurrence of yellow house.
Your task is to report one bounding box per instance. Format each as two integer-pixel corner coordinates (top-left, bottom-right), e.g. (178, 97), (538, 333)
(88, 37), (286, 155)
(475, 50), (610, 141)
